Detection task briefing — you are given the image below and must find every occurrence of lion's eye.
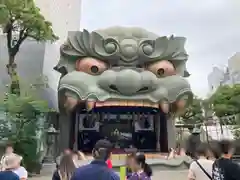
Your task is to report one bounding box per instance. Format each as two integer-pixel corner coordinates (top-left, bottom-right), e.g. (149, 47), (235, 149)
(146, 60), (176, 77)
(76, 57), (108, 75)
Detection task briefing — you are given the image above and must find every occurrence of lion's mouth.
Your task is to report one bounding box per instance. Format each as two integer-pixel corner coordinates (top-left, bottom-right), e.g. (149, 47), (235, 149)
(93, 100), (158, 108)
(64, 97), (170, 113)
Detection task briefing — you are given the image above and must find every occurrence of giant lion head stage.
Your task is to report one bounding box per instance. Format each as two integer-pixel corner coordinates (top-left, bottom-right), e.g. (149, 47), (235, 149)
(54, 26), (192, 115)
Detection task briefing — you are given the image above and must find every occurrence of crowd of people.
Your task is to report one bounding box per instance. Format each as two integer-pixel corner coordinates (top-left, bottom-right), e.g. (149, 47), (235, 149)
(0, 139), (153, 180)
(1, 139), (240, 180)
(53, 139), (152, 180)
(188, 139), (240, 180)
(0, 144), (28, 180)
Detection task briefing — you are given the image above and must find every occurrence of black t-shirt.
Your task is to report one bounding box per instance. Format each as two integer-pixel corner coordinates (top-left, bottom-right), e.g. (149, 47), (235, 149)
(52, 170), (60, 180)
(212, 158), (240, 180)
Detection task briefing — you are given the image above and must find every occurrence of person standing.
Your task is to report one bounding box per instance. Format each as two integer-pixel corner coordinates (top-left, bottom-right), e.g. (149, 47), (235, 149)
(106, 152), (112, 169)
(128, 152), (152, 180)
(52, 154), (76, 180)
(72, 151), (87, 167)
(71, 139), (120, 180)
(186, 128), (201, 159)
(0, 154), (20, 180)
(106, 159), (112, 168)
(0, 144), (14, 171)
(212, 140), (240, 180)
(125, 154), (134, 179)
(56, 148), (72, 169)
(12, 155), (27, 180)
(188, 143), (213, 180)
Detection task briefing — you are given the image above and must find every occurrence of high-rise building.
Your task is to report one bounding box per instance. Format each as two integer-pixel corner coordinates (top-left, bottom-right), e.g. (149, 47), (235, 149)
(35, 0), (82, 110)
(208, 53), (240, 96)
(228, 52), (240, 84)
(207, 67), (225, 93)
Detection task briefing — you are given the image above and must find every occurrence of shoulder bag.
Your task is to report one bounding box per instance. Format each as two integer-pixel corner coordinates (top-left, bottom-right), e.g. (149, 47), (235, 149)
(195, 160), (212, 180)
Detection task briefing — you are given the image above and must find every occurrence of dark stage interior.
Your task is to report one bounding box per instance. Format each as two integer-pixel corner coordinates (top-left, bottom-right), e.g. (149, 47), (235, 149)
(69, 106), (168, 153)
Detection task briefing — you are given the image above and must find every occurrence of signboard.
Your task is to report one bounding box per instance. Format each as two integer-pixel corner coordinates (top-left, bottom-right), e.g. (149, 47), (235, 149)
(78, 113), (99, 131)
(134, 113), (154, 131)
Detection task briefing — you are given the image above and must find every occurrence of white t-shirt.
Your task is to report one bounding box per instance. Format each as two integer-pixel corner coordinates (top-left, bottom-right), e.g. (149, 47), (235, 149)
(188, 158), (213, 180)
(13, 166), (28, 179)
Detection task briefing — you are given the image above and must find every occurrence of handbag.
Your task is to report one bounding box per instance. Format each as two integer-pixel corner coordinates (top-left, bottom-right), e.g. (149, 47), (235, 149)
(195, 160), (212, 180)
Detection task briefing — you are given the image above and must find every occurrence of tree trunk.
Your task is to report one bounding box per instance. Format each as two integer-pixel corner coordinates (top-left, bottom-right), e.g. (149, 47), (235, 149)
(6, 55), (20, 95)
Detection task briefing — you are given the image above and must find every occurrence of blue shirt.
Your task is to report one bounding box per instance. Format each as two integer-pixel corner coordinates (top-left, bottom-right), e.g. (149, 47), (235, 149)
(71, 160), (120, 180)
(0, 171), (20, 180)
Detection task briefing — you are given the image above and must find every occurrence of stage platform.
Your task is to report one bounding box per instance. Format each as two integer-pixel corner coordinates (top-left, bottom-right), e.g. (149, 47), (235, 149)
(84, 153), (169, 160)
(41, 155), (192, 175)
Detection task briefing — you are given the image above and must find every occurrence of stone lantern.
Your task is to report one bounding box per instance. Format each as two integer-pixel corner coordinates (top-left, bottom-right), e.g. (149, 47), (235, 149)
(43, 124), (59, 163)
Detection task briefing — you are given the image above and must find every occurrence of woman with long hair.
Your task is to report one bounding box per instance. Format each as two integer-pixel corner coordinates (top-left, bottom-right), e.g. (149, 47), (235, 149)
(52, 154), (76, 180)
(128, 152), (152, 180)
(125, 154), (134, 178)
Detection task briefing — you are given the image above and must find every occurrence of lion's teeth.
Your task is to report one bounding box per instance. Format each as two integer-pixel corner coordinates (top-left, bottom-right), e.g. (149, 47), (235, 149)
(95, 102), (104, 107)
(94, 101), (158, 108)
(159, 101), (169, 113)
(127, 101), (135, 106)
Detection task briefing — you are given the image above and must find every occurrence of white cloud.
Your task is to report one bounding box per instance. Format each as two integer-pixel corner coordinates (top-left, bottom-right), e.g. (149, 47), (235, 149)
(80, 0), (240, 98)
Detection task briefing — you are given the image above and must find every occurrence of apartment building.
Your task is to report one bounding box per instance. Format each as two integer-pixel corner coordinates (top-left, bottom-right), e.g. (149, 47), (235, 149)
(207, 67), (225, 93)
(35, 0), (82, 110)
(208, 52), (240, 95)
(228, 52), (240, 84)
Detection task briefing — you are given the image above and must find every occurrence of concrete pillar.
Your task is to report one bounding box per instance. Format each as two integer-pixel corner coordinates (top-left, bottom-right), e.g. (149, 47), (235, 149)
(167, 117), (176, 149)
(155, 114), (160, 151)
(59, 112), (71, 152)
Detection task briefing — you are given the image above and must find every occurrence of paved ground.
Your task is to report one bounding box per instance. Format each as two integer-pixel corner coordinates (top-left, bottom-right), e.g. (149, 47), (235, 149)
(31, 170), (188, 180)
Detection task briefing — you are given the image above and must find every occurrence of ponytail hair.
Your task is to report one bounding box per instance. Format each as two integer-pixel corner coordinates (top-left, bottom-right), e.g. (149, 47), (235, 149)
(142, 162), (152, 177)
(134, 152), (153, 177)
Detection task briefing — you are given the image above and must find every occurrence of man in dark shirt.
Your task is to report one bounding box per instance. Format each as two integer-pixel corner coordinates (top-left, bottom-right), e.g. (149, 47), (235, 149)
(0, 171), (19, 180)
(71, 139), (120, 180)
(186, 127), (201, 159)
(212, 139), (240, 180)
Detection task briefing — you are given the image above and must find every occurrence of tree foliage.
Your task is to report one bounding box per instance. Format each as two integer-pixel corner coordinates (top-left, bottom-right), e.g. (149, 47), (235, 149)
(0, 0), (58, 57)
(210, 84), (240, 117)
(0, 0), (58, 95)
(0, 82), (53, 172)
(180, 96), (203, 125)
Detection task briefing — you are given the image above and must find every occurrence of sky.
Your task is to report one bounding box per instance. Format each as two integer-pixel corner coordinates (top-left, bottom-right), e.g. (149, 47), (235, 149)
(80, 0), (240, 98)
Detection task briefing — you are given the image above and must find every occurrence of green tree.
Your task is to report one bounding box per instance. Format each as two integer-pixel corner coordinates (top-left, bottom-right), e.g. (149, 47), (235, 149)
(210, 84), (240, 118)
(180, 96), (203, 125)
(0, 0), (58, 95)
(0, 82), (53, 172)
